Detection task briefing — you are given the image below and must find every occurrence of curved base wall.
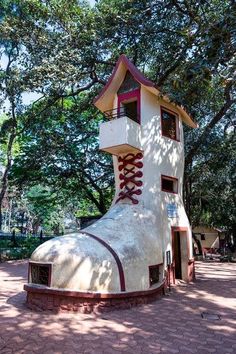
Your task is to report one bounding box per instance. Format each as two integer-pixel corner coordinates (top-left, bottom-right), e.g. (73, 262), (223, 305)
(24, 261), (195, 313)
(24, 282), (166, 314)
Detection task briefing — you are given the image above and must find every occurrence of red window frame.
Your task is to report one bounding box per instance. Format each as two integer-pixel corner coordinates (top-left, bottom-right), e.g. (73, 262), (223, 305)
(161, 175), (178, 194)
(161, 106), (180, 141)
(117, 88), (141, 124)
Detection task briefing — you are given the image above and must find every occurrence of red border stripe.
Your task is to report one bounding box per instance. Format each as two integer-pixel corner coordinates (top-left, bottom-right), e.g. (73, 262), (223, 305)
(79, 231), (126, 292)
(93, 54), (155, 105)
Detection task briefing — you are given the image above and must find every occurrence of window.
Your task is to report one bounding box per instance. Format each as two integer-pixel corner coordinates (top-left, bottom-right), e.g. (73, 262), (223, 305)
(118, 71), (140, 94)
(161, 107), (179, 140)
(30, 262), (51, 286)
(149, 265), (160, 286)
(161, 175), (178, 194)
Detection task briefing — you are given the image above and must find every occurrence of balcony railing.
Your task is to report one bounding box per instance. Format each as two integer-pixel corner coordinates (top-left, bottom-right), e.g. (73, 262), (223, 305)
(104, 107), (140, 123)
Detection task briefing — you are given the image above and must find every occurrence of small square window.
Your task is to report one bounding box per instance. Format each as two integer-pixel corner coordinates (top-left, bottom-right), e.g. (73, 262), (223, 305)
(161, 175), (178, 194)
(149, 265), (160, 286)
(29, 262), (51, 286)
(161, 107), (179, 140)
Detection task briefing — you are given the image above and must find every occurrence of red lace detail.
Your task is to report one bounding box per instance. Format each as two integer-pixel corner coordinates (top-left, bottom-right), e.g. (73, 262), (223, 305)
(116, 153), (143, 204)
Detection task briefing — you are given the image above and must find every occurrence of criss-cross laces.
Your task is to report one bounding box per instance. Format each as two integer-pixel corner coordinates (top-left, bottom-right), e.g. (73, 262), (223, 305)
(116, 152), (143, 204)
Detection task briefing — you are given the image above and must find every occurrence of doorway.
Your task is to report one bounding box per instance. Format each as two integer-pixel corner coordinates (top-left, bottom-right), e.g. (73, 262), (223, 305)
(173, 231), (182, 279)
(122, 100), (138, 122)
(171, 227), (189, 283)
(117, 88), (140, 124)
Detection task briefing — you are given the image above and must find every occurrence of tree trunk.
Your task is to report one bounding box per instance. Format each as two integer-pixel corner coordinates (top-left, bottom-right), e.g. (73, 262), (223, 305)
(0, 132), (16, 230)
(192, 233), (203, 256)
(183, 159), (193, 224)
(0, 205), (3, 232)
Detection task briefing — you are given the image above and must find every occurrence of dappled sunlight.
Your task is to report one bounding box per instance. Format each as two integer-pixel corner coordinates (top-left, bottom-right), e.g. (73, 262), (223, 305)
(207, 324), (236, 335)
(0, 260), (235, 353)
(186, 289), (235, 309)
(30, 233), (117, 292)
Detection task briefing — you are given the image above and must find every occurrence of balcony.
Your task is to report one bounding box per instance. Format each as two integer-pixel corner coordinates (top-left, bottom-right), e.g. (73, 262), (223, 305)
(99, 109), (142, 155)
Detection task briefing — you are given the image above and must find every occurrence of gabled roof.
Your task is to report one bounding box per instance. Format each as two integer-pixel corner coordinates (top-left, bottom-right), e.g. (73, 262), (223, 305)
(94, 54), (197, 128)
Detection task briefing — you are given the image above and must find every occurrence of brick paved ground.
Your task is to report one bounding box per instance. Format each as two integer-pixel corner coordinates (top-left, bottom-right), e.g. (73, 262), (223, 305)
(0, 260), (235, 354)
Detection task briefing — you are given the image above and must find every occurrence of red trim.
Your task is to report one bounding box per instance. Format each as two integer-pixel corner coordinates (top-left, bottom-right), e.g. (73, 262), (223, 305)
(160, 106), (180, 142)
(79, 231), (126, 292)
(25, 284), (166, 313)
(172, 227), (188, 232)
(117, 88), (141, 124)
(93, 55), (197, 128)
(171, 227), (190, 284)
(161, 105), (179, 117)
(93, 54), (155, 105)
(161, 175), (178, 194)
(24, 281), (165, 299)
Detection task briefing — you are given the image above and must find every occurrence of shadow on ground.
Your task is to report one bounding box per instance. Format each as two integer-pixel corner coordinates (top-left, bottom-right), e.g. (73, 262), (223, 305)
(0, 260), (235, 354)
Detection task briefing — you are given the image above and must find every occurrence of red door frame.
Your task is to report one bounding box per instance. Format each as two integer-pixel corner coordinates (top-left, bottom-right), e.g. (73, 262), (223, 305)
(171, 226), (189, 284)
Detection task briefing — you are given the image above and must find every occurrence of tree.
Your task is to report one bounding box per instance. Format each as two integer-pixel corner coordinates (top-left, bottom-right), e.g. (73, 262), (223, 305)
(0, 0), (235, 237)
(0, 0), (108, 227)
(95, 0), (235, 150)
(24, 185), (65, 235)
(93, 0), (235, 240)
(11, 95), (114, 215)
(186, 126), (236, 242)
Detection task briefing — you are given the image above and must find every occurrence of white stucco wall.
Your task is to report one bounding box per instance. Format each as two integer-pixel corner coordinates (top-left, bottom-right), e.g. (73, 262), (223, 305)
(111, 86), (192, 267)
(31, 234), (120, 291)
(99, 116), (141, 154)
(30, 83), (193, 292)
(141, 86), (192, 268)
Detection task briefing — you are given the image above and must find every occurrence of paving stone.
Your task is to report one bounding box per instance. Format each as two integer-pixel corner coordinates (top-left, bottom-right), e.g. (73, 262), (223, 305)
(161, 346), (180, 353)
(0, 260), (235, 354)
(178, 345), (198, 353)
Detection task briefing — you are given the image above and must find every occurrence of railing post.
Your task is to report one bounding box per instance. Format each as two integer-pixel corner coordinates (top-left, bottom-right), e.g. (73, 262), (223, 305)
(11, 229), (17, 247)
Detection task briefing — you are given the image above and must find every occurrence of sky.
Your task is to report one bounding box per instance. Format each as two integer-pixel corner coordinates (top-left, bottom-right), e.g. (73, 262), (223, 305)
(1, 54), (41, 112)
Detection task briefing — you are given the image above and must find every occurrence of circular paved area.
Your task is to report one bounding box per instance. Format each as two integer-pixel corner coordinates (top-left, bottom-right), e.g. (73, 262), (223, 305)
(0, 260), (235, 354)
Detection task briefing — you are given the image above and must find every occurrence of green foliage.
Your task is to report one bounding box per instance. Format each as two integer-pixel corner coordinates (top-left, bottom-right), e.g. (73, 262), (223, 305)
(188, 128), (236, 230)
(74, 194), (103, 218)
(0, 0), (235, 239)
(0, 239), (11, 248)
(11, 94), (114, 215)
(0, 236), (50, 261)
(24, 185), (65, 234)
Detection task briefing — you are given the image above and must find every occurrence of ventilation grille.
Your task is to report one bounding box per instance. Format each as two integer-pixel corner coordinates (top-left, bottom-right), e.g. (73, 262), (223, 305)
(149, 265), (160, 286)
(30, 264), (51, 286)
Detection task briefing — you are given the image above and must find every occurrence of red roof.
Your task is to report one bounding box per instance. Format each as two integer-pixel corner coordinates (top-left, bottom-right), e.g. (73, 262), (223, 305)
(94, 54), (197, 128)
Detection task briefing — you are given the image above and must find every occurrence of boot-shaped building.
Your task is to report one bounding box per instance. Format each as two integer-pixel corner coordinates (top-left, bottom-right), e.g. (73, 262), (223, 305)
(24, 55), (197, 312)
